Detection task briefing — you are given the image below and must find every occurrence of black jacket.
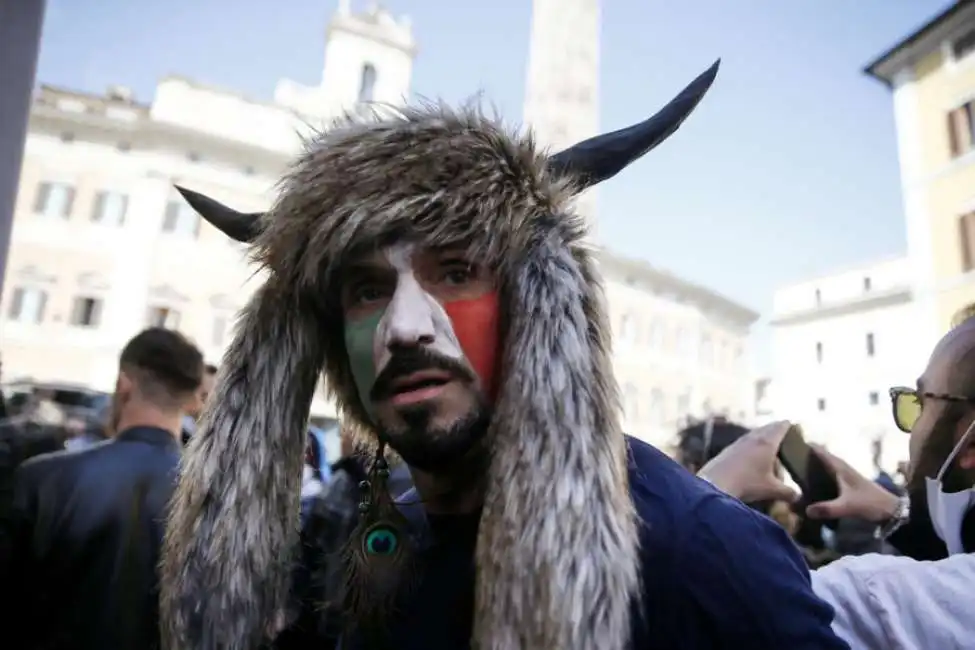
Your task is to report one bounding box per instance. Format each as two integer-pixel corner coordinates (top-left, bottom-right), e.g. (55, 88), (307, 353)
(0, 426), (181, 650)
(274, 457), (414, 649)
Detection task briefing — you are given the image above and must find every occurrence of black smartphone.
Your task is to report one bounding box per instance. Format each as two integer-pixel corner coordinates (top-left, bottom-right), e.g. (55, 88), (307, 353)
(776, 425), (840, 530)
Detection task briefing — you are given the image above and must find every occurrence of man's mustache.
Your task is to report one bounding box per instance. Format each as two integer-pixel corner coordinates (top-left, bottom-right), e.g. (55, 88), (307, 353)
(370, 347), (476, 402)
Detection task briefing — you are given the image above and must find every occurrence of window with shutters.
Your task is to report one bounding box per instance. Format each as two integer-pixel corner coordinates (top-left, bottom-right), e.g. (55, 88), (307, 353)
(91, 191), (128, 226)
(619, 313), (638, 343)
(649, 388), (666, 425)
(947, 100), (975, 159)
(70, 296), (103, 328)
(623, 383), (640, 422)
(952, 28), (975, 62)
(6, 287), (48, 323)
(959, 212), (975, 272)
(701, 335), (714, 366)
(146, 306), (181, 329)
(162, 200), (200, 238)
(33, 182), (75, 218)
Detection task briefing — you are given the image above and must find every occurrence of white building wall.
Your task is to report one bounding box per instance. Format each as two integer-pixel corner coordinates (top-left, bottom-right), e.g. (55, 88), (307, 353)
(276, 5), (415, 121)
(601, 255), (756, 450)
(770, 257), (926, 475)
(0, 2), (416, 419)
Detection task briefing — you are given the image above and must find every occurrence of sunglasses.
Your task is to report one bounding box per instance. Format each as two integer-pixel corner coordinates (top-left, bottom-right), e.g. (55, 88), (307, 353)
(889, 386), (975, 433)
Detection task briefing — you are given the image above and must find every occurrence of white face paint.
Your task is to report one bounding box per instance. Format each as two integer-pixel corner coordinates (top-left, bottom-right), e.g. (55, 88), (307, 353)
(372, 244), (464, 375)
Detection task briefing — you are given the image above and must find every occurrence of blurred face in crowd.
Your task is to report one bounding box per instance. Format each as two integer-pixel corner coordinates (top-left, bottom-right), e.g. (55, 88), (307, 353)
(894, 319), (975, 492)
(187, 369), (216, 420)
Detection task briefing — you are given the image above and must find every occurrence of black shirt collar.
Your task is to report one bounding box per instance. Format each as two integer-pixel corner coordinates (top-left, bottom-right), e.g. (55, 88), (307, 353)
(115, 425), (181, 451)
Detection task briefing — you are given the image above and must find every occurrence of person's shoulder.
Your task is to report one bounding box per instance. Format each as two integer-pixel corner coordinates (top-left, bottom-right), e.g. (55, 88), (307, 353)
(626, 436), (725, 526)
(16, 439), (115, 481)
(18, 445), (81, 474)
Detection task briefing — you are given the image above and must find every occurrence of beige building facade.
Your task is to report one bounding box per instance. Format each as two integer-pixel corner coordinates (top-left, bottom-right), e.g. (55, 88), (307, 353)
(1, 1), (757, 439)
(1, 3), (416, 418)
(866, 0), (975, 347)
(601, 255), (756, 448)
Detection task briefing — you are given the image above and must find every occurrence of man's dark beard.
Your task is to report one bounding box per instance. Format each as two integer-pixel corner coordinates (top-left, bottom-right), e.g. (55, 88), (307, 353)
(387, 402), (491, 473)
(371, 347), (490, 474)
(910, 416), (975, 493)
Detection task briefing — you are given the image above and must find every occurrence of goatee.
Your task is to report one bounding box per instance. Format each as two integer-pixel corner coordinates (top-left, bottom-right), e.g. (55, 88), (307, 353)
(384, 402), (491, 474)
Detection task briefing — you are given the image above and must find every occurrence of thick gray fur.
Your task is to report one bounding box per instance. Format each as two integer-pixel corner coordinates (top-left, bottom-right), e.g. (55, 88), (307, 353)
(160, 103), (640, 650)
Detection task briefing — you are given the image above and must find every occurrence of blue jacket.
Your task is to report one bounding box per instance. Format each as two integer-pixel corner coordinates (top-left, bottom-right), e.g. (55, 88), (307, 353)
(339, 437), (848, 650)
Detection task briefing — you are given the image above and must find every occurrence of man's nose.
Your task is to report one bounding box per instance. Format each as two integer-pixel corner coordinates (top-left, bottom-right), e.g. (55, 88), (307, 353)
(385, 283), (437, 347)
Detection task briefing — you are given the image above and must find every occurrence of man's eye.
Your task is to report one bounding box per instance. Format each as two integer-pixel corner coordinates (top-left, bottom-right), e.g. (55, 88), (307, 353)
(440, 261), (475, 286)
(352, 286), (384, 304)
(443, 269), (472, 286)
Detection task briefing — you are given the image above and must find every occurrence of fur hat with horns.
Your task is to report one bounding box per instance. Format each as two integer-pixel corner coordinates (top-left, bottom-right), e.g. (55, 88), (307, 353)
(160, 61), (719, 650)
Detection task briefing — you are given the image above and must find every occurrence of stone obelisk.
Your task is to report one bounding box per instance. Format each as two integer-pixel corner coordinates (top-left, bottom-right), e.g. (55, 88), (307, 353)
(523, 0), (601, 236)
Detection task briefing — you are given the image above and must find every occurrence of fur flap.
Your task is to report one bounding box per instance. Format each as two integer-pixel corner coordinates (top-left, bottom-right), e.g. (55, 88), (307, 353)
(160, 104), (640, 650)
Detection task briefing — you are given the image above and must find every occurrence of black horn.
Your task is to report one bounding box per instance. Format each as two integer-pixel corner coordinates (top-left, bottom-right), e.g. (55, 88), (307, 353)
(547, 59), (720, 189)
(175, 186), (262, 243)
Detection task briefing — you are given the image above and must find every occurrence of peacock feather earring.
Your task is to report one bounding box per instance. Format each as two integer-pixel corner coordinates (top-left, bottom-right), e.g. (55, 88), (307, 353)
(343, 440), (414, 642)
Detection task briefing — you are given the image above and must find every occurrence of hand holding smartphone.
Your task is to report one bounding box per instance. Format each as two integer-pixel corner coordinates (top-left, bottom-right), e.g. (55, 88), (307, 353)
(775, 424), (841, 530)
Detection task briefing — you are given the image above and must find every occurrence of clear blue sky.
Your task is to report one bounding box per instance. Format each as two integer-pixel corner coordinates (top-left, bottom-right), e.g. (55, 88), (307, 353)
(37, 0), (954, 371)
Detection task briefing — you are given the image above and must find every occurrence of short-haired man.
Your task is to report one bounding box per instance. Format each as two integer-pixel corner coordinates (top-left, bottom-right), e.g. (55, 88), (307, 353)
(1, 327), (204, 650)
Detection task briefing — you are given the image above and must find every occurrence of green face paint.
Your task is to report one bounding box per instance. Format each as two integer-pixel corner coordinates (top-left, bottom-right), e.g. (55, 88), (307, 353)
(344, 307), (385, 420)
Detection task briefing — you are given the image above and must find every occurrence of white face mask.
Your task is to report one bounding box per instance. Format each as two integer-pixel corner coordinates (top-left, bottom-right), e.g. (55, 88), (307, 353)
(924, 418), (975, 555)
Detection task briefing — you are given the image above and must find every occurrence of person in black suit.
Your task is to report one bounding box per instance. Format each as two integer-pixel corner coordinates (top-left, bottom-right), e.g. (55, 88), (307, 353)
(0, 327), (204, 650)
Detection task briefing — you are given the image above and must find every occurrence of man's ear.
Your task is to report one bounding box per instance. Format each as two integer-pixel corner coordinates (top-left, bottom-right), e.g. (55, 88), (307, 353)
(956, 412), (975, 470)
(959, 441), (975, 470)
(116, 372), (131, 396)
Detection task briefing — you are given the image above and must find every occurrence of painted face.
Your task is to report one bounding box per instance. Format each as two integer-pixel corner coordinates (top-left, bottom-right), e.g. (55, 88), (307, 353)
(342, 244), (499, 471)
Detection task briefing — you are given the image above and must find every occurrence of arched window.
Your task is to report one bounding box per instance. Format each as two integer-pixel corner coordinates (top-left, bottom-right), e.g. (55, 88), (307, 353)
(358, 63), (377, 103)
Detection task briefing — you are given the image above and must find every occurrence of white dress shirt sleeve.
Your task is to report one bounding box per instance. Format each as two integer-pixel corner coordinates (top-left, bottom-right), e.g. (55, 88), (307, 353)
(812, 552), (975, 650)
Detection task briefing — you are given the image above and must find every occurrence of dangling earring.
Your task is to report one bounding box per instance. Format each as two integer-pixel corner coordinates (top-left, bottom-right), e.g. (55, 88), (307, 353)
(343, 441), (412, 638)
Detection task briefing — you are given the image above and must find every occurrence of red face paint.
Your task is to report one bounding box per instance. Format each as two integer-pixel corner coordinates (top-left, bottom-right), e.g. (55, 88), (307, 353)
(442, 291), (500, 402)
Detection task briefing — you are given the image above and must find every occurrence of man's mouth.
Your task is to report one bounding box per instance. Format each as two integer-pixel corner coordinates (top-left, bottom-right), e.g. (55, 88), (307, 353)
(387, 369), (453, 406)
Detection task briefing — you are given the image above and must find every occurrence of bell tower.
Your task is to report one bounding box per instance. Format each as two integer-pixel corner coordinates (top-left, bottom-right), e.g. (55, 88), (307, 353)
(273, 1), (415, 120)
(523, 0), (601, 232)
(320, 1), (416, 112)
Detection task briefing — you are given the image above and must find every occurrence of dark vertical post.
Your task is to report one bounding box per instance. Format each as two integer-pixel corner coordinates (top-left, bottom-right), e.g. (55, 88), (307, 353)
(0, 0), (48, 296)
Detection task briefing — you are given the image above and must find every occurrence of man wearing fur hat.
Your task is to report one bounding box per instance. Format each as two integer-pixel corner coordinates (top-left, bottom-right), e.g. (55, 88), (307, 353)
(161, 62), (847, 650)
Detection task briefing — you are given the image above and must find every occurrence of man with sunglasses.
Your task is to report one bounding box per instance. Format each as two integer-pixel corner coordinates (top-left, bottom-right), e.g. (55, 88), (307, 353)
(699, 317), (975, 649)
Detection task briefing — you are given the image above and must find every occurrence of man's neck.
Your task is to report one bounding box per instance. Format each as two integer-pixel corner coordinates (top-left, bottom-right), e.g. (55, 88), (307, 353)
(409, 465), (485, 515)
(115, 405), (183, 441)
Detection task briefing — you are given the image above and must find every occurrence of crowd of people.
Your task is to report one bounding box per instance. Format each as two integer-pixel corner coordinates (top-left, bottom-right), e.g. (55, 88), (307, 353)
(0, 62), (973, 650)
